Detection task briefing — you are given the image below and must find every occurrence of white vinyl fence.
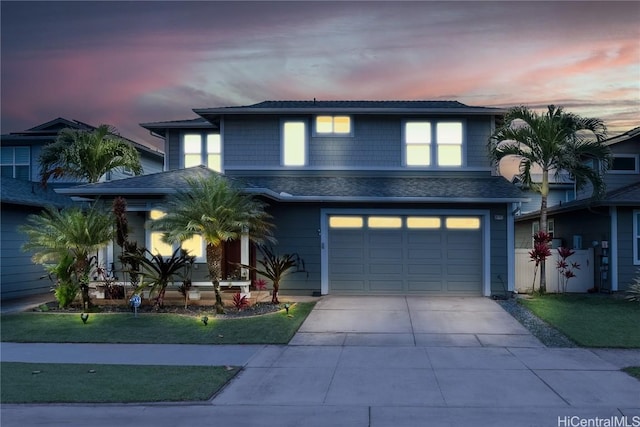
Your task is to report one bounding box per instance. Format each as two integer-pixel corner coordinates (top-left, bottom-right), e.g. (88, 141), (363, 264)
(515, 248), (594, 293)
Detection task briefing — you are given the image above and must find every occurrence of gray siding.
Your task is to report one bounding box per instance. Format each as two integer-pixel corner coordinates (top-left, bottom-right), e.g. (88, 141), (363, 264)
(1, 206), (52, 299)
(167, 130), (182, 170)
(617, 208), (637, 291)
(489, 204), (509, 295)
(219, 114), (494, 170)
(266, 203), (321, 294)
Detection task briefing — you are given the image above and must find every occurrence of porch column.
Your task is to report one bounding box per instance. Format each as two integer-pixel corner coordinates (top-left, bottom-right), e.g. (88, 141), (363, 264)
(610, 206), (618, 292)
(241, 227), (249, 280)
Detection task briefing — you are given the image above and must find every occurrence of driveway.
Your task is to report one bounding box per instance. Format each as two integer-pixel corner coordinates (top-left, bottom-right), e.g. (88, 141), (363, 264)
(2, 296), (639, 427)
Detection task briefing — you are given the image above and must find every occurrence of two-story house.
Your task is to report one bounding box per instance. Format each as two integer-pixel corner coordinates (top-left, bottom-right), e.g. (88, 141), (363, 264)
(59, 101), (525, 298)
(515, 126), (640, 292)
(1, 117), (164, 300)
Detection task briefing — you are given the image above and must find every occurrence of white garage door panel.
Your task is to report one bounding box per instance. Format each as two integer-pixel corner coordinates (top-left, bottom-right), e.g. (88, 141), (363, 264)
(328, 214), (483, 295)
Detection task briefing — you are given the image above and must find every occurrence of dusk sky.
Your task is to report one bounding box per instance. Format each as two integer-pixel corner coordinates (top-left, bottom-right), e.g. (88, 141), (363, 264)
(1, 1), (638, 150)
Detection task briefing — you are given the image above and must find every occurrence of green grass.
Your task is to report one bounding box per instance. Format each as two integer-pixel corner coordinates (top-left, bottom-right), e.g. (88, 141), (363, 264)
(0, 362), (239, 403)
(0, 302), (315, 344)
(623, 367), (640, 380)
(519, 294), (640, 348)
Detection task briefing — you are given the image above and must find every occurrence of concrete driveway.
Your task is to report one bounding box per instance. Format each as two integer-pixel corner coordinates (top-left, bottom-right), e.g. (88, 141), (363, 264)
(2, 296), (639, 427)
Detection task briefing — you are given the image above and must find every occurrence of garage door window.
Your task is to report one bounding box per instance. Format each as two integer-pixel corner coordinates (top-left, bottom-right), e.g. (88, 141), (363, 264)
(368, 216), (402, 228)
(407, 217), (441, 229)
(446, 217), (481, 229)
(329, 216), (364, 228)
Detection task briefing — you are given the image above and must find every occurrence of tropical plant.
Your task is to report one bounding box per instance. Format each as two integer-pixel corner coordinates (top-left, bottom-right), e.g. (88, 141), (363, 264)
(245, 246), (305, 304)
(19, 204), (114, 309)
(556, 247), (580, 294)
(231, 292), (250, 310)
(626, 270), (640, 303)
(528, 231), (552, 293)
(39, 124), (143, 186)
(44, 252), (77, 308)
(489, 105), (609, 293)
(129, 247), (194, 309)
(254, 278), (268, 304)
(149, 174), (274, 313)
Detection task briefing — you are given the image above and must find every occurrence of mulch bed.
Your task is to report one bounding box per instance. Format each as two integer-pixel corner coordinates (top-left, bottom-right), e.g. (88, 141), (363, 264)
(35, 300), (283, 318)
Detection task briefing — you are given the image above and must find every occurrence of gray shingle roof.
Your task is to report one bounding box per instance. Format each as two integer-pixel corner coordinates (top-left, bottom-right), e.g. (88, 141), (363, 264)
(194, 100), (506, 117)
(55, 166), (219, 196)
(58, 166), (524, 203)
(1, 177), (75, 208)
(237, 174), (524, 202)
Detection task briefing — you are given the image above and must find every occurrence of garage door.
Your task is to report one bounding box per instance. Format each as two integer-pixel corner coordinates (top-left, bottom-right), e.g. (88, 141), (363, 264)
(328, 214), (483, 294)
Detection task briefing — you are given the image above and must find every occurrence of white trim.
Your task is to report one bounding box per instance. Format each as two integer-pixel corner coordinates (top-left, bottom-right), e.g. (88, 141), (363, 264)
(320, 208), (491, 296)
(610, 154), (639, 174)
(610, 206), (618, 291)
(281, 118), (308, 167)
(634, 209), (640, 266)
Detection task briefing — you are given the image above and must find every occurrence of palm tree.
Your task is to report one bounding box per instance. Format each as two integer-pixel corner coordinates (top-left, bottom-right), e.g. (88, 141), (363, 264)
(39, 124), (143, 186)
(19, 204), (114, 308)
(488, 105), (610, 293)
(149, 174), (274, 313)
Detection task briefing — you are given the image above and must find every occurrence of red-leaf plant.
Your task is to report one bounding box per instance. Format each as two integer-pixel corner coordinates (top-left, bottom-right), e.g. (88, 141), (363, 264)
(528, 231), (552, 293)
(232, 292), (249, 311)
(254, 278), (268, 305)
(556, 247), (580, 294)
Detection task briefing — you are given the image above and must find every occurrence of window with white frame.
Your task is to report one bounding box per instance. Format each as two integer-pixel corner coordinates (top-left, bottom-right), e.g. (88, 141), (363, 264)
(404, 120), (463, 167)
(611, 154), (639, 174)
(314, 116), (351, 135)
(1, 146), (30, 180)
(148, 210), (205, 261)
(282, 120), (306, 166)
(634, 210), (640, 265)
(532, 219), (554, 246)
(183, 133), (221, 172)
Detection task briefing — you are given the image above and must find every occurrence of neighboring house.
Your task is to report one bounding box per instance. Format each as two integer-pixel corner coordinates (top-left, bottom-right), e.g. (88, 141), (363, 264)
(59, 100), (526, 297)
(515, 126), (640, 292)
(0, 117), (165, 300)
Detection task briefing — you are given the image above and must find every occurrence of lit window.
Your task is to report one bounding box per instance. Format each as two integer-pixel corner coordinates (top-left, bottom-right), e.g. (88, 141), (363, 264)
(446, 217), (480, 229)
(148, 210), (205, 260)
(283, 121), (306, 166)
(407, 217), (441, 229)
(183, 133), (222, 172)
(329, 216), (363, 228)
(315, 116), (351, 135)
(405, 122), (431, 166)
(1, 146), (30, 180)
(437, 122), (463, 166)
(368, 216), (402, 229)
(181, 234), (204, 259)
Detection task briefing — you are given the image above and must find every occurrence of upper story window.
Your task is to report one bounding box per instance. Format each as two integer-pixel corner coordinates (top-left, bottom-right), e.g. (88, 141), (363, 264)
(282, 120), (307, 166)
(404, 120), (463, 167)
(183, 133), (221, 172)
(314, 116), (351, 135)
(1, 146), (30, 180)
(611, 154), (638, 174)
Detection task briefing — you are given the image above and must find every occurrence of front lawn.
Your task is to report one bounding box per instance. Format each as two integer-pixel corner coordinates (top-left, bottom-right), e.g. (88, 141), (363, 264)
(519, 294), (640, 348)
(0, 362), (238, 403)
(0, 302), (314, 344)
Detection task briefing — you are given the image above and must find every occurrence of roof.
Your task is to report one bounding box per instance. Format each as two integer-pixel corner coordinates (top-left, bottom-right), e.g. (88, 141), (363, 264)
(1, 117), (163, 158)
(194, 100), (506, 120)
(140, 117), (216, 137)
(516, 181), (640, 220)
(605, 126), (640, 146)
(1, 177), (75, 209)
(57, 166), (525, 203)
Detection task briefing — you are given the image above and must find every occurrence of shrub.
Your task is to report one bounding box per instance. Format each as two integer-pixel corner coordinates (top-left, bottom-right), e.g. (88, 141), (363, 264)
(626, 271), (640, 303)
(232, 292), (249, 310)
